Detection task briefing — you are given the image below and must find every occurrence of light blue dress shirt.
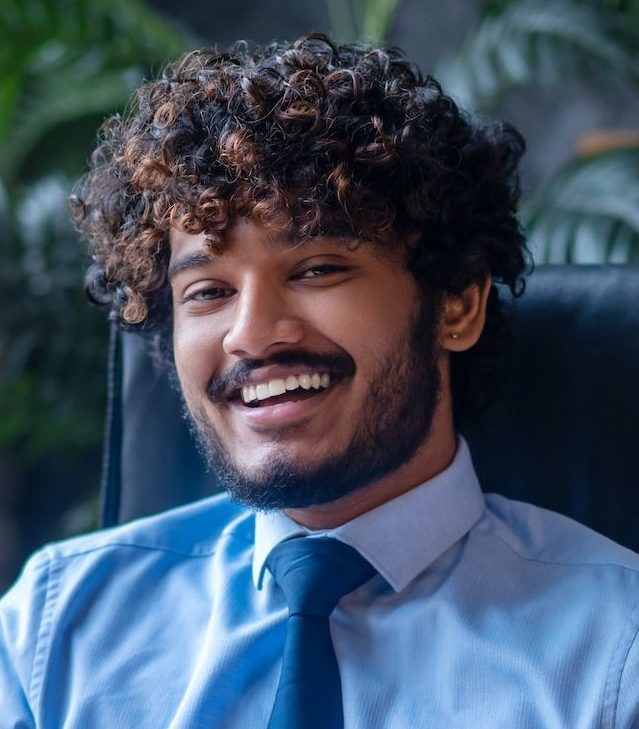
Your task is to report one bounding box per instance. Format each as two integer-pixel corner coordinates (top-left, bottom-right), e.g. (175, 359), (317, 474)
(2, 438), (639, 728)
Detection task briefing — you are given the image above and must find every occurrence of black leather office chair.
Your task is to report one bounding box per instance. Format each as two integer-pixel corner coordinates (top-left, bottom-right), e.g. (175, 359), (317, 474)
(100, 265), (639, 552)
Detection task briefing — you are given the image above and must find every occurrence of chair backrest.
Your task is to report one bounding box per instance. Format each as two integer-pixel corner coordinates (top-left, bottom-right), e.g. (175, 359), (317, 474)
(100, 265), (639, 551)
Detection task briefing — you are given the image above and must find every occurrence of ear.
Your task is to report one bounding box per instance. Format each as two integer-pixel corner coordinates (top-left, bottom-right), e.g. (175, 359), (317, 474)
(439, 277), (492, 352)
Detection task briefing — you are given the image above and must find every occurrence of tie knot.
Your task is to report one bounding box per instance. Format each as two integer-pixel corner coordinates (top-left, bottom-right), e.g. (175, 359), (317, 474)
(266, 537), (375, 617)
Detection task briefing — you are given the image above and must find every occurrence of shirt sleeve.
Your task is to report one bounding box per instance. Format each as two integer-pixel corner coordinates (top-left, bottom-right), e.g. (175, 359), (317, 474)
(615, 603), (639, 729)
(0, 550), (53, 728)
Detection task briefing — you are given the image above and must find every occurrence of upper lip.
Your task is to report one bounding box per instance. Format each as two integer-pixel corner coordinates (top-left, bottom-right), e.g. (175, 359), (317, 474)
(224, 365), (339, 400)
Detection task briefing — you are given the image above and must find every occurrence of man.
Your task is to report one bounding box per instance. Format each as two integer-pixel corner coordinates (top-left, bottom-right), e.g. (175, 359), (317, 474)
(1, 33), (638, 728)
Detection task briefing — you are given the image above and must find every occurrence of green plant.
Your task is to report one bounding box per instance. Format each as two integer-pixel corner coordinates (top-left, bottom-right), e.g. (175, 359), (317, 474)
(521, 149), (639, 263)
(0, 175), (107, 456)
(434, 0), (639, 263)
(0, 0), (191, 182)
(0, 0), (193, 459)
(434, 0), (638, 112)
(0, 1), (195, 565)
(325, 0), (402, 43)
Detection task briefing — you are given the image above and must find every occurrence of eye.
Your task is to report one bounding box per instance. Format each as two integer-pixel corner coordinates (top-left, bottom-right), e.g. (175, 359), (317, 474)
(181, 286), (234, 304)
(294, 263), (350, 280)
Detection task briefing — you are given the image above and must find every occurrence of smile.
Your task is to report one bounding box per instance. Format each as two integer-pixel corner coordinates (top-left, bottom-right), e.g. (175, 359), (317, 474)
(241, 373), (331, 404)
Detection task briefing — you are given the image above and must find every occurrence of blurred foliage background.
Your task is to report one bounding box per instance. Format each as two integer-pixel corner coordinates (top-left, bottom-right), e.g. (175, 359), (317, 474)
(1, 0), (638, 591)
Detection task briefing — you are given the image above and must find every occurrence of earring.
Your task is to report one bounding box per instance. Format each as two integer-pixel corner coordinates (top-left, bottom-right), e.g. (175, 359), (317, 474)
(449, 332), (460, 340)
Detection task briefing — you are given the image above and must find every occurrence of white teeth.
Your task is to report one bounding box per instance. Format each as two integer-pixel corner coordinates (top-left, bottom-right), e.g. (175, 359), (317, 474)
(268, 379), (287, 397)
(240, 373), (331, 404)
(241, 385), (256, 403)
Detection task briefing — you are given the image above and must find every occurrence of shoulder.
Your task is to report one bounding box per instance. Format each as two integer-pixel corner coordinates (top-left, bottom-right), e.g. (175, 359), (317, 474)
(0, 495), (254, 719)
(0, 492), (254, 625)
(45, 491), (252, 562)
(472, 495), (639, 727)
(480, 492), (639, 574)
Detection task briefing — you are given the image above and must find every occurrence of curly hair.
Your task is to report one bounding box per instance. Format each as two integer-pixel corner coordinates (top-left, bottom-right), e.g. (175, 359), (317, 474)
(71, 32), (530, 417)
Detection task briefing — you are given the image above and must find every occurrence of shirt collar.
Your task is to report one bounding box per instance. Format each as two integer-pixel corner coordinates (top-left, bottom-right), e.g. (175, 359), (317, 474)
(253, 436), (485, 592)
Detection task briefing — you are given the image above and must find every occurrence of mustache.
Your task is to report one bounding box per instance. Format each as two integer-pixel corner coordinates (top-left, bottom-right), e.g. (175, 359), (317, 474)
(207, 348), (356, 403)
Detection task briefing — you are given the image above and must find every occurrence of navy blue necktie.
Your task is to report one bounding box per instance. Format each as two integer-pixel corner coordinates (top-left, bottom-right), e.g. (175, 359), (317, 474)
(266, 537), (376, 729)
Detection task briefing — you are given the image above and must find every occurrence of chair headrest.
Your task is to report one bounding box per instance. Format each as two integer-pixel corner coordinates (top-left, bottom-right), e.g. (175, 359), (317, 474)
(463, 265), (639, 549)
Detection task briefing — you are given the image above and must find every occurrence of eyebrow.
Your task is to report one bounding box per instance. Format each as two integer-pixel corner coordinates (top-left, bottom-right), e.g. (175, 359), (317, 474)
(167, 251), (218, 281)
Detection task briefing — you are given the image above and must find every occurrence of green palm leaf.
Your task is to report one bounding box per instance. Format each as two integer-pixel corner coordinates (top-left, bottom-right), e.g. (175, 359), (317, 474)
(522, 149), (639, 263)
(0, 0), (193, 180)
(359, 0), (403, 43)
(2, 69), (144, 180)
(325, 0), (402, 43)
(435, 0), (637, 112)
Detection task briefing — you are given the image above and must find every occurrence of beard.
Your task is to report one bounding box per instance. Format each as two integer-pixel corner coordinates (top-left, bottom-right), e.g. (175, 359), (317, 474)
(183, 296), (442, 511)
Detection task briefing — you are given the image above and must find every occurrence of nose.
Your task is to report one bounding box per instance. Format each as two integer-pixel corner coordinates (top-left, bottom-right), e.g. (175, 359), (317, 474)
(222, 276), (305, 358)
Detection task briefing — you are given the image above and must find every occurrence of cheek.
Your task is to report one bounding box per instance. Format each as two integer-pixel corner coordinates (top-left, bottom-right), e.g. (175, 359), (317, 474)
(172, 316), (223, 394)
(310, 276), (416, 343)
(335, 299), (418, 359)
